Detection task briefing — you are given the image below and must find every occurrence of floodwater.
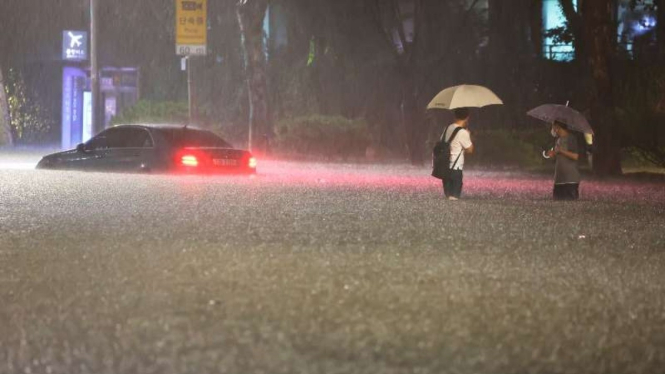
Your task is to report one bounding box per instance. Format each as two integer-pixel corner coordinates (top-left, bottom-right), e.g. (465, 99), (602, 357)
(1, 152), (664, 374)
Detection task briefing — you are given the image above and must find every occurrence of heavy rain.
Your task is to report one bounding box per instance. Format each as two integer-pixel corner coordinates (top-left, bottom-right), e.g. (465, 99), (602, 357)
(1, 1), (665, 373)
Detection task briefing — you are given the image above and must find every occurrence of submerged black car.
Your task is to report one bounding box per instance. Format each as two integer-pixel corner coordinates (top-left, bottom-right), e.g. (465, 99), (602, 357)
(36, 124), (257, 174)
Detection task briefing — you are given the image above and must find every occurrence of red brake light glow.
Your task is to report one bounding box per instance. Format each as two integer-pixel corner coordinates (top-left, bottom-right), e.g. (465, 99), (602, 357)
(248, 157), (257, 169)
(181, 155), (199, 167)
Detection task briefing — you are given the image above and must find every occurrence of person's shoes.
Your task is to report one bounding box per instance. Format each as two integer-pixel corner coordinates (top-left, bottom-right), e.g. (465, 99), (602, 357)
(447, 196), (459, 201)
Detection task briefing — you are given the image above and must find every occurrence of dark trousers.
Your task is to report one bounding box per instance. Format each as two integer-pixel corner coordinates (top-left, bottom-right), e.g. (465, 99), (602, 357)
(443, 169), (463, 198)
(553, 183), (579, 200)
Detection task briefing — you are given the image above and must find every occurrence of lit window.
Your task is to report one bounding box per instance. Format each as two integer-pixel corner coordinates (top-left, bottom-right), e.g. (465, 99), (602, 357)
(542, 0), (577, 61)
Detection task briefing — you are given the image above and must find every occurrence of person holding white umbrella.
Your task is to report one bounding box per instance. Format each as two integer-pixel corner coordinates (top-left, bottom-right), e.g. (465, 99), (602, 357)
(440, 108), (474, 200)
(428, 84), (503, 200)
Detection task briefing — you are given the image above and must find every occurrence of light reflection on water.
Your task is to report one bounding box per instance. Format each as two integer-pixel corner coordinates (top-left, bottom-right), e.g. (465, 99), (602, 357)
(0, 153), (662, 204)
(0, 161), (38, 170)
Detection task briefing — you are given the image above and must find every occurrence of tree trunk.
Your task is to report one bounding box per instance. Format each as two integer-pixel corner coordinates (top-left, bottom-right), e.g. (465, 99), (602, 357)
(559, 0), (586, 62)
(488, 0), (531, 126)
(657, 0), (665, 61)
(367, 0), (427, 164)
(582, 0), (622, 176)
(399, 66), (424, 165)
(0, 67), (13, 147)
(528, 0), (544, 57)
(404, 0), (425, 165)
(237, 0), (271, 155)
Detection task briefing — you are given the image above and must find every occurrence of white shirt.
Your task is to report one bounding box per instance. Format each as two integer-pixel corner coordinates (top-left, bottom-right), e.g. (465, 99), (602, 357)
(443, 124), (472, 170)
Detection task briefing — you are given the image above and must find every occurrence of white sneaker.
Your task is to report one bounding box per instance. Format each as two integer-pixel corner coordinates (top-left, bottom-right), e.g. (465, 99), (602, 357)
(447, 196), (459, 201)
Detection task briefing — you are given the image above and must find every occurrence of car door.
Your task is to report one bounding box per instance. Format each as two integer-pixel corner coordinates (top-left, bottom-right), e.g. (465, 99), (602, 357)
(101, 127), (156, 172)
(56, 130), (112, 170)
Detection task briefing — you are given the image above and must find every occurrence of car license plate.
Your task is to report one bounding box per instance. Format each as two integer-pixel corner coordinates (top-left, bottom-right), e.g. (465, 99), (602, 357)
(213, 158), (238, 166)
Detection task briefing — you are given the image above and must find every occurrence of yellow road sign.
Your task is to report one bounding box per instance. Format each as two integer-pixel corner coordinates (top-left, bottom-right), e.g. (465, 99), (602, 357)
(175, 0), (207, 56)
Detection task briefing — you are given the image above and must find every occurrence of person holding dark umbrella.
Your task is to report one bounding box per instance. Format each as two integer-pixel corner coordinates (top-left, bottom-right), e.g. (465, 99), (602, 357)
(528, 103), (594, 201)
(546, 121), (582, 200)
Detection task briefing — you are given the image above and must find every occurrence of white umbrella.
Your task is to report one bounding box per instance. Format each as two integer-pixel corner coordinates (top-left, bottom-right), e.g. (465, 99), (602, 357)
(427, 84), (503, 110)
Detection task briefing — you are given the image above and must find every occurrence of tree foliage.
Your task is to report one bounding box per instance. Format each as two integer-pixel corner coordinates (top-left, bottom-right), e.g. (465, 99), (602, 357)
(0, 68), (12, 146)
(0, 0), (663, 171)
(5, 70), (54, 144)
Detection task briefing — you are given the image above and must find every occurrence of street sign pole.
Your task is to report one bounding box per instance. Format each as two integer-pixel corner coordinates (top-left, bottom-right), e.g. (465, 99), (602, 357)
(187, 57), (193, 124)
(176, 0), (207, 125)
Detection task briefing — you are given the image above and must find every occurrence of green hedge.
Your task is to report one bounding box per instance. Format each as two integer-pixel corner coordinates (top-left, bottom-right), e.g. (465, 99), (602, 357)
(110, 100), (188, 125)
(463, 129), (550, 169)
(274, 115), (370, 160)
(614, 65), (665, 168)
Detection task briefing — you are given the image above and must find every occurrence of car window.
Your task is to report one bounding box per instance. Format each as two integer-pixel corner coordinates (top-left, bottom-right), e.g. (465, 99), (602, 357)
(88, 128), (153, 149)
(120, 128), (153, 148)
(102, 129), (126, 148)
(86, 132), (109, 150)
(161, 129), (232, 148)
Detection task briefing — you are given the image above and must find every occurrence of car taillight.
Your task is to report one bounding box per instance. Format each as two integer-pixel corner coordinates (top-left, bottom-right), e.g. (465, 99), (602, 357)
(248, 157), (257, 169)
(181, 155), (199, 167)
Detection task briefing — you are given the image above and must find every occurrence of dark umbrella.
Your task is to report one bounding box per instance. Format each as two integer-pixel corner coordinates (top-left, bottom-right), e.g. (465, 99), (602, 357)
(527, 103), (594, 134)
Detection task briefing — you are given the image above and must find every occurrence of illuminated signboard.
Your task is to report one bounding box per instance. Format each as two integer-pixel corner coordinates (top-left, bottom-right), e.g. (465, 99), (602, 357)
(62, 31), (88, 61)
(82, 92), (93, 143)
(62, 67), (87, 149)
(175, 0), (207, 55)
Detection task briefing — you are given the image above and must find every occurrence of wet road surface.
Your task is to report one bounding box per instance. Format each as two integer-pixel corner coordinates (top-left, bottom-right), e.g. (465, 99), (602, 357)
(1, 154), (664, 373)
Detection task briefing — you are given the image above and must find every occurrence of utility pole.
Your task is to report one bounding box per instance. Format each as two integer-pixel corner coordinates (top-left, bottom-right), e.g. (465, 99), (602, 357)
(90, 0), (101, 135)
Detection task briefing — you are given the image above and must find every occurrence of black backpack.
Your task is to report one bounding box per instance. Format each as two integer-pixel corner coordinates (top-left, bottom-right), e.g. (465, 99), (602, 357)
(431, 126), (463, 180)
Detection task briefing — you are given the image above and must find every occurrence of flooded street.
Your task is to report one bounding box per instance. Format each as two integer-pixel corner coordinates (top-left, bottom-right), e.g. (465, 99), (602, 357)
(1, 155), (664, 373)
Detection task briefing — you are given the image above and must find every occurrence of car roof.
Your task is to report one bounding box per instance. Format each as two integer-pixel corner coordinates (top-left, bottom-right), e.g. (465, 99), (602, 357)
(110, 124), (208, 131)
(102, 123), (241, 150)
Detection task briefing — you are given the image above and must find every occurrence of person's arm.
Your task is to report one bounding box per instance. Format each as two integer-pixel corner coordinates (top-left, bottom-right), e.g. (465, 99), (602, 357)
(555, 146), (578, 160)
(460, 129), (474, 154)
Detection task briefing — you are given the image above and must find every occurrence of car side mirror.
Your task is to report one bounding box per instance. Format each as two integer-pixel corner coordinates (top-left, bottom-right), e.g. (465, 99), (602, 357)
(76, 143), (87, 153)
